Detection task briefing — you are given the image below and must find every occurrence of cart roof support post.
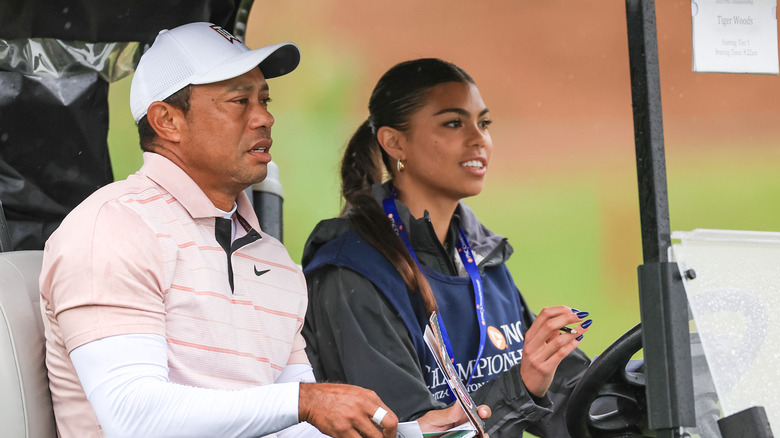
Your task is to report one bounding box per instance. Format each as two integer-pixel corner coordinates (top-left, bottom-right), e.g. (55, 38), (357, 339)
(625, 0), (696, 436)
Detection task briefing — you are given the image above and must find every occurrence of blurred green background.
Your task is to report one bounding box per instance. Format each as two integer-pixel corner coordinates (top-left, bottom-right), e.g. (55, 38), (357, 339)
(107, 0), (780, 361)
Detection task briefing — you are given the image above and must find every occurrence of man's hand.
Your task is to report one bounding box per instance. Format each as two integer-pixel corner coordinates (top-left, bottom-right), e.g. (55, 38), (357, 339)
(520, 306), (593, 397)
(416, 403), (491, 436)
(299, 382), (399, 438)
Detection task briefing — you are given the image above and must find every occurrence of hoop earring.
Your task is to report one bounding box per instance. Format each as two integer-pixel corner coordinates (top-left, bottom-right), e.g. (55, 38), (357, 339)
(397, 159), (405, 173)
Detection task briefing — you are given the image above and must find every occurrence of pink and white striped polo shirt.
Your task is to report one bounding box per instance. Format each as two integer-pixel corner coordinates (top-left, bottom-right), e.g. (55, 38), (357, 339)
(40, 152), (309, 437)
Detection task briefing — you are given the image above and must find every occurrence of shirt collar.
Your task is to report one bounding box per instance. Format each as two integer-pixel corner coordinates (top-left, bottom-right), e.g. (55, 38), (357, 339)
(138, 152), (261, 230)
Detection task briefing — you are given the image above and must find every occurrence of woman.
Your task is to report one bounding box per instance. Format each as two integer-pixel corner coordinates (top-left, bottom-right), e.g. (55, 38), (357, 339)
(301, 58), (592, 437)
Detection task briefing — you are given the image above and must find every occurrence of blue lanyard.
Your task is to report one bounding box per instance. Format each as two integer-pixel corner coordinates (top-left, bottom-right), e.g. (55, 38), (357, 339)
(382, 189), (487, 388)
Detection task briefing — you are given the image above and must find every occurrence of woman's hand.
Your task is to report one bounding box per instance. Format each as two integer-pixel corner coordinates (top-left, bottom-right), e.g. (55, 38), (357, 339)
(520, 306), (593, 397)
(417, 403), (491, 435)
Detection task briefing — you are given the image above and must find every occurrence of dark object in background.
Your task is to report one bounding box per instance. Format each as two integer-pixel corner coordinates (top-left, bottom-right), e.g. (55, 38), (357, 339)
(0, 1), (236, 43)
(0, 199), (12, 251)
(0, 0), (238, 250)
(718, 406), (774, 438)
(0, 68), (113, 250)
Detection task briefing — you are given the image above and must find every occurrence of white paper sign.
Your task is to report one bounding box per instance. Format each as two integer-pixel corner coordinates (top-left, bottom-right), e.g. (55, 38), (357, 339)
(692, 0), (779, 74)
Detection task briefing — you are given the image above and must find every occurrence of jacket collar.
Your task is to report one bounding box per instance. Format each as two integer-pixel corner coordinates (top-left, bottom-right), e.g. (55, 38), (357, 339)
(371, 181), (512, 268)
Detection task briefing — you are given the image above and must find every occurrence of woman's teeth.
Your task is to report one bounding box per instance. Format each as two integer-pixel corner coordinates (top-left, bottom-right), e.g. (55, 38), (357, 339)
(462, 160), (484, 168)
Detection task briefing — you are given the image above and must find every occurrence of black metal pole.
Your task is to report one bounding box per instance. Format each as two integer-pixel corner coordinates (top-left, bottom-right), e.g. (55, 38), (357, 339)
(0, 200), (12, 252)
(231, 0), (255, 43)
(252, 160), (284, 242)
(626, 0), (670, 265)
(625, 1), (696, 436)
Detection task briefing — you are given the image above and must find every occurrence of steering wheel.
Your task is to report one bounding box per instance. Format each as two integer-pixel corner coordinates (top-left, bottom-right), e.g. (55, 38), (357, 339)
(566, 323), (650, 438)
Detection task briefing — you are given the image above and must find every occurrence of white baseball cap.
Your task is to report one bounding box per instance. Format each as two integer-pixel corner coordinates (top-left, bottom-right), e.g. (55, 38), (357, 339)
(130, 22), (300, 122)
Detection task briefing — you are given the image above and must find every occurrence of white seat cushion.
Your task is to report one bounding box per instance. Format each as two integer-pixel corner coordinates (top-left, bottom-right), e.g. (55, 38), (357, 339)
(0, 250), (57, 437)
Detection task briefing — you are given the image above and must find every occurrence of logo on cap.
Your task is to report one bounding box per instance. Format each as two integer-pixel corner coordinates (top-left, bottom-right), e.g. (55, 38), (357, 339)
(210, 25), (240, 44)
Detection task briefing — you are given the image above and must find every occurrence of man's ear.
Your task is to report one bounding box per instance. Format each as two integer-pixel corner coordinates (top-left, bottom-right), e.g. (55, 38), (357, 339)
(376, 126), (405, 161)
(146, 102), (183, 143)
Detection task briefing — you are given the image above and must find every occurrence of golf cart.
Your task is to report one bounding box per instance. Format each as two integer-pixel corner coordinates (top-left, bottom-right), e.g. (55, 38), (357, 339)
(1, 1), (777, 437)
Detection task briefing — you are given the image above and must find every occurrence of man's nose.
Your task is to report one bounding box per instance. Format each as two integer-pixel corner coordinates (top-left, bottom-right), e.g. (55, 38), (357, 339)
(250, 104), (274, 129)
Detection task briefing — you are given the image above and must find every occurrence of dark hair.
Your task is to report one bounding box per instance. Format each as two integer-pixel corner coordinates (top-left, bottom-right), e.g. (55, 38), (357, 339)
(341, 58), (475, 314)
(137, 85), (192, 152)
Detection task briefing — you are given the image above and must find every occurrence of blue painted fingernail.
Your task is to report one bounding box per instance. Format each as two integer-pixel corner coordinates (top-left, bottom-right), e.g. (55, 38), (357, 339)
(571, 308), (580, 313)
(581, 319), (593, 329)
(576, 334), (584, 341)
(576, 311), (589, 319)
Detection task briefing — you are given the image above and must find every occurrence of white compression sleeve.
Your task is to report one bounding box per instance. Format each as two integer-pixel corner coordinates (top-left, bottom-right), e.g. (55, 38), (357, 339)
(275, 363), (316, 384)
(273, 363), (329, 438)
(70, 333), (301, 438)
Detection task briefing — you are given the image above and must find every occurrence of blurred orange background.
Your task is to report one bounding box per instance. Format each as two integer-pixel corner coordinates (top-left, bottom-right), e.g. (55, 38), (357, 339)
(108, 0), (780, 356)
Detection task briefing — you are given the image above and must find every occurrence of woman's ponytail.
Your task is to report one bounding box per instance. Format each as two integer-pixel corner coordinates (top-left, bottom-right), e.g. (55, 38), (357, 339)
(341, 120), (384, 206)
(340, 120), (437, 314)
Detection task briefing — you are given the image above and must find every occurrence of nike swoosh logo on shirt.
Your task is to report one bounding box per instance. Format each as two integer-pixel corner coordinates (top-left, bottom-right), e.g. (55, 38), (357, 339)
(254, 267), (271, 276)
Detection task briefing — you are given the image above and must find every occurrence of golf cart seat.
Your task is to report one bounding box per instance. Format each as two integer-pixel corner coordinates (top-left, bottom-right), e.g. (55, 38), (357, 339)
(0, 250), (58, 437)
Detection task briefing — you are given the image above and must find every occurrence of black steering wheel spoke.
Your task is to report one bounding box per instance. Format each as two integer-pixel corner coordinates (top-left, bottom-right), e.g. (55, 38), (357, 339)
(566, 323), (652, 438)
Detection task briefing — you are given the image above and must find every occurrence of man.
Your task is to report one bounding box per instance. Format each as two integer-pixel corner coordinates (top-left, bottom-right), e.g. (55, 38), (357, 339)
(39, 22), (399, 438)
